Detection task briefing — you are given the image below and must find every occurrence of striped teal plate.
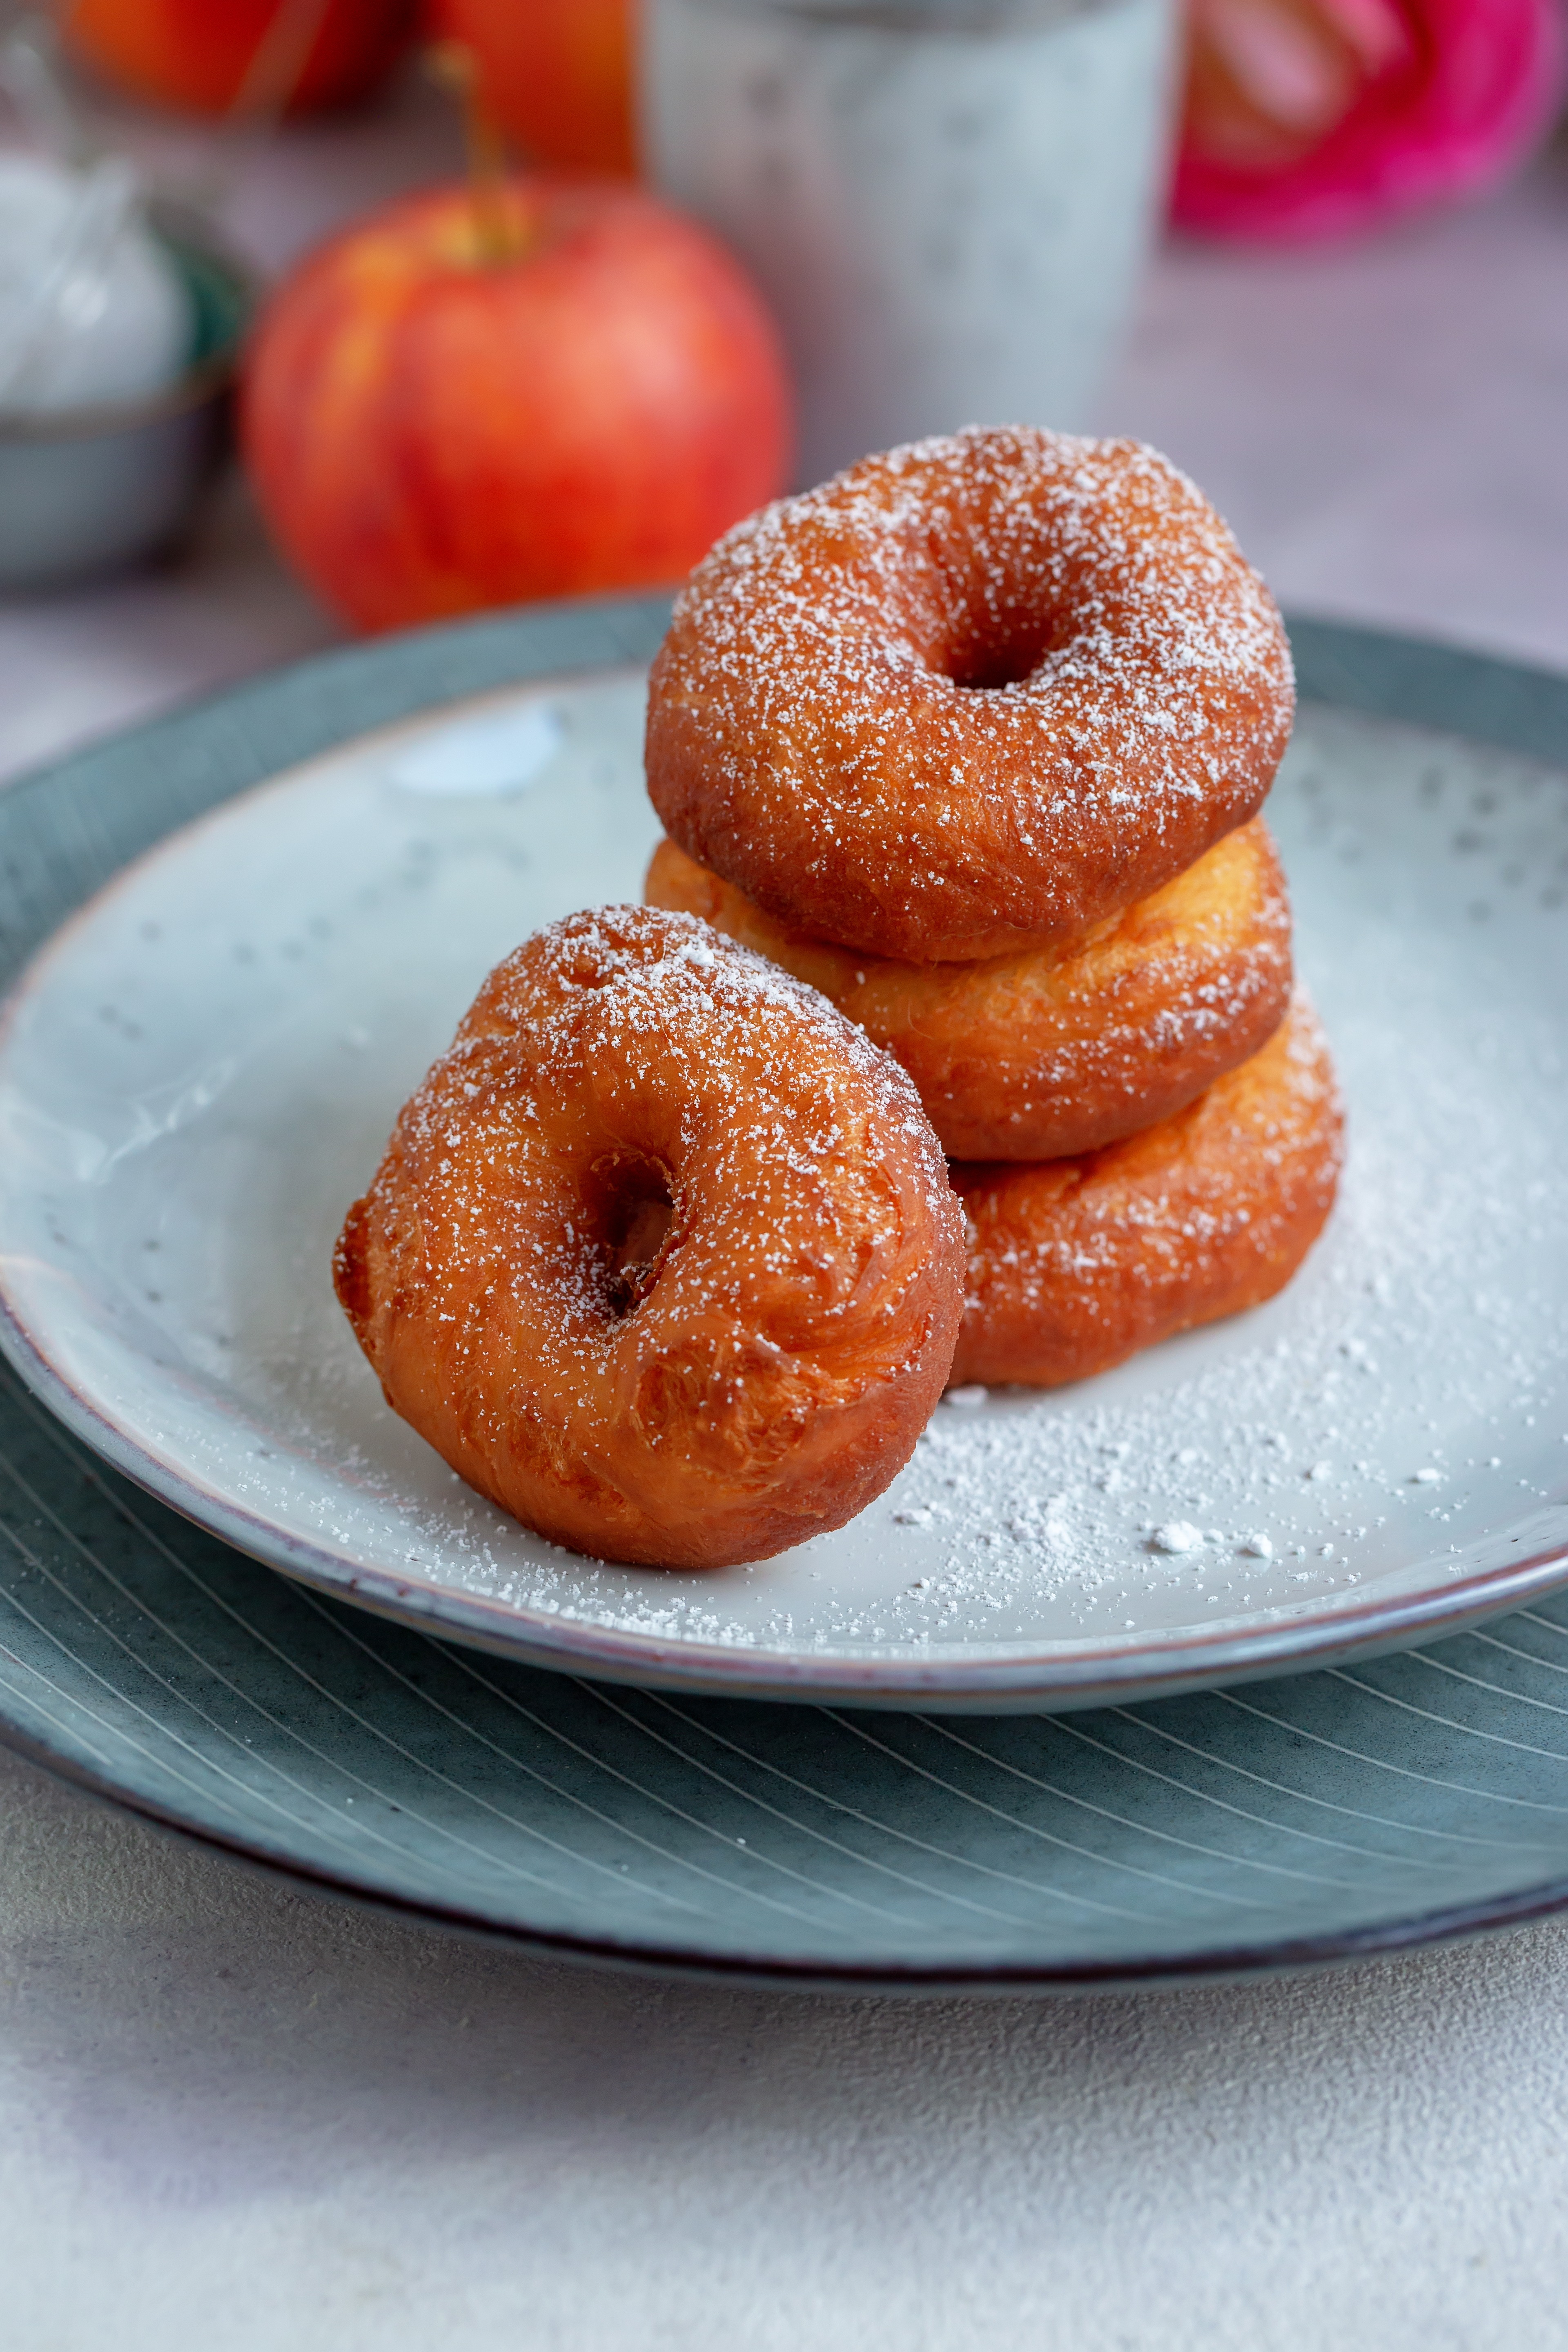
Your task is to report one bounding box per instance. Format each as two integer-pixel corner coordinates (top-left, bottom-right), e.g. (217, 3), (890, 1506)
(0, 602), (1566, 1984)
(5, 1350), (1568, 1986)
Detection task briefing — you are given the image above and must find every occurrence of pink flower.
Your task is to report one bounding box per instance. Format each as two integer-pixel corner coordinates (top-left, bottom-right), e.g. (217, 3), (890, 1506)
(1173, 0), (1566, 241)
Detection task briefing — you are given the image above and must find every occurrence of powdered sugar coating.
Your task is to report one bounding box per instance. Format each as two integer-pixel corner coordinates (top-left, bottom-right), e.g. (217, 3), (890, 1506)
(646, 425), (1294, 964)
(647, 814), (1294, 1160)
(334, 905), (965, 1570)
(951, 991), (1343, 1388)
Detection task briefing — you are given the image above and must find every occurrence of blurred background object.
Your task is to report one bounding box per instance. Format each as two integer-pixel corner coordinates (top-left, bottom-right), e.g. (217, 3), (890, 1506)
(240, 152), (791, 630)
(0, 0), (1561, 715)
(0, 145), (191, 412)
(0, 13), (250, 587)
(1174, 0), (1566, 239)
(426, 0), (637, 174)
(644, 0), (1179, 487)
(59, 0), (414, 118)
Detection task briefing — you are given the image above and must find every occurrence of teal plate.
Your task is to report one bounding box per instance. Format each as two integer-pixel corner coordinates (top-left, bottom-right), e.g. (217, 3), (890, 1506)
(1, 600), (1566, 1986)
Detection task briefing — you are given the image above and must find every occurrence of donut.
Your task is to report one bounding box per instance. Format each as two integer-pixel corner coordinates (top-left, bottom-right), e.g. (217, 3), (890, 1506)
(949, 992), (1343, 1390)
(646, 425), (1294, 964)
(646, 816), (1292, 1162)
(334, 906), (964, 1570)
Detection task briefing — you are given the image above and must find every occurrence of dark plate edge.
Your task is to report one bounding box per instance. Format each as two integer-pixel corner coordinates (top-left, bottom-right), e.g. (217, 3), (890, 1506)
(1287, 615), (1568, 764)
(0, 590), (676, 824)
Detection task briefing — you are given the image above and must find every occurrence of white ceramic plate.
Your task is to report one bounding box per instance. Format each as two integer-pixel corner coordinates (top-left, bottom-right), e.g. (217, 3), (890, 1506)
(1, 662), (1566, 1707)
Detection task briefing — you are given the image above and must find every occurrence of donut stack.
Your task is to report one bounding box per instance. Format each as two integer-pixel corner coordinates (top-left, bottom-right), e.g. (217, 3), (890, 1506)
(645, 426), (1343, 1391)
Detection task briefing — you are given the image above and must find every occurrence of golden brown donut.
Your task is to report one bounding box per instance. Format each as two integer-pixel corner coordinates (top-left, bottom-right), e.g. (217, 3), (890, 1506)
(646, 816), (1292, 1161)
(949, 992), (1343, 1390)
(646, 425), (1294, 964)
(334, 906), (964, 1569)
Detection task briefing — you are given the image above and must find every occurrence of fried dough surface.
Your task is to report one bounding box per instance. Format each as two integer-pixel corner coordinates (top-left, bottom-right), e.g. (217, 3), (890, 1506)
(646, 425), (1293, 963)
(647, 817), (1292, 1160)
(949, 992), (1343, 1389)
(334, 907), (964, 1569)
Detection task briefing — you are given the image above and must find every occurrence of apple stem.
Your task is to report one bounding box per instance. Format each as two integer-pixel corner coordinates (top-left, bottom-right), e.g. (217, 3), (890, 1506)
(427, 40), (523, 267)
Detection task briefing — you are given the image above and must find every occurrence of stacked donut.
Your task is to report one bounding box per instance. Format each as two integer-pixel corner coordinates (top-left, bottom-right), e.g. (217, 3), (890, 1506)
(334, 427), (1344, 1574)
(645, 426), (1344, 1392)
(334, 904), (965, 1567)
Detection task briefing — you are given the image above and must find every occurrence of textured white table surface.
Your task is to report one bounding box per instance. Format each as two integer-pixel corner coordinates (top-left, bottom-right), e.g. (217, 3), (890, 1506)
(2, 87), (1568, 2352)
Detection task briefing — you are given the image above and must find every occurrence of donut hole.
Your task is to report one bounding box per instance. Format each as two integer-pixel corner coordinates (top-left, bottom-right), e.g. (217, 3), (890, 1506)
(934, 605), (1057, 694)
(583, 1151), (677, 1319)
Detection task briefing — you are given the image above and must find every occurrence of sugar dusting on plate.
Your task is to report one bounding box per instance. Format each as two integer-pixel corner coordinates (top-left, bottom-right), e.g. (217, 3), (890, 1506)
(8, 679), (1562, 1679)
(267, 704), (1568, 1661)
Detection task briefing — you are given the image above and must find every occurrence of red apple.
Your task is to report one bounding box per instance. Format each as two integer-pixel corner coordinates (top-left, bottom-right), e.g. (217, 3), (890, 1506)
(64, 0), (413, 117)
(241, 178), (792, 632)
(427, 0), (636, 174)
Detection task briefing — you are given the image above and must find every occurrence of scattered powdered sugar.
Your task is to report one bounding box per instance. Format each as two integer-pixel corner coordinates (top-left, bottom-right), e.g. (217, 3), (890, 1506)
(281, 702), (1568, 1659)
(158, 694), (1565, 1668)
(1149, 1522), (1205, 1555)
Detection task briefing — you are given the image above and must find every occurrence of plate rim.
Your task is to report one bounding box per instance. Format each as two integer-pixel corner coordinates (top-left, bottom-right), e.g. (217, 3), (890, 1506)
(9, 1684), (1568, 1992)
(0, 600), (1565, 1712)
(5, 1290), (1568, 1713)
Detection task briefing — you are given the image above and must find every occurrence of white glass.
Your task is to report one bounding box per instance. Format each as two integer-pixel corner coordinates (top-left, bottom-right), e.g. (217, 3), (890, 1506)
(648, 0), (1175, 484)
(644, 0), (1178, 486)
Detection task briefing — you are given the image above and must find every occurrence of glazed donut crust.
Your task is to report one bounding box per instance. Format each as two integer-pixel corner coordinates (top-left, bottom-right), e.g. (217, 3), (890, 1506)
(949, 992), (1343, 1390)
(646, 817), (1293, 1161)
(646, 426), (1294, 964)
(334, 907), (964, 1570)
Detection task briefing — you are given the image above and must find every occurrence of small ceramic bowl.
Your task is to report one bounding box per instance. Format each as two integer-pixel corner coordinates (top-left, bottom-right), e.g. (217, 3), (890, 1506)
(0, 206), (253, 592)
